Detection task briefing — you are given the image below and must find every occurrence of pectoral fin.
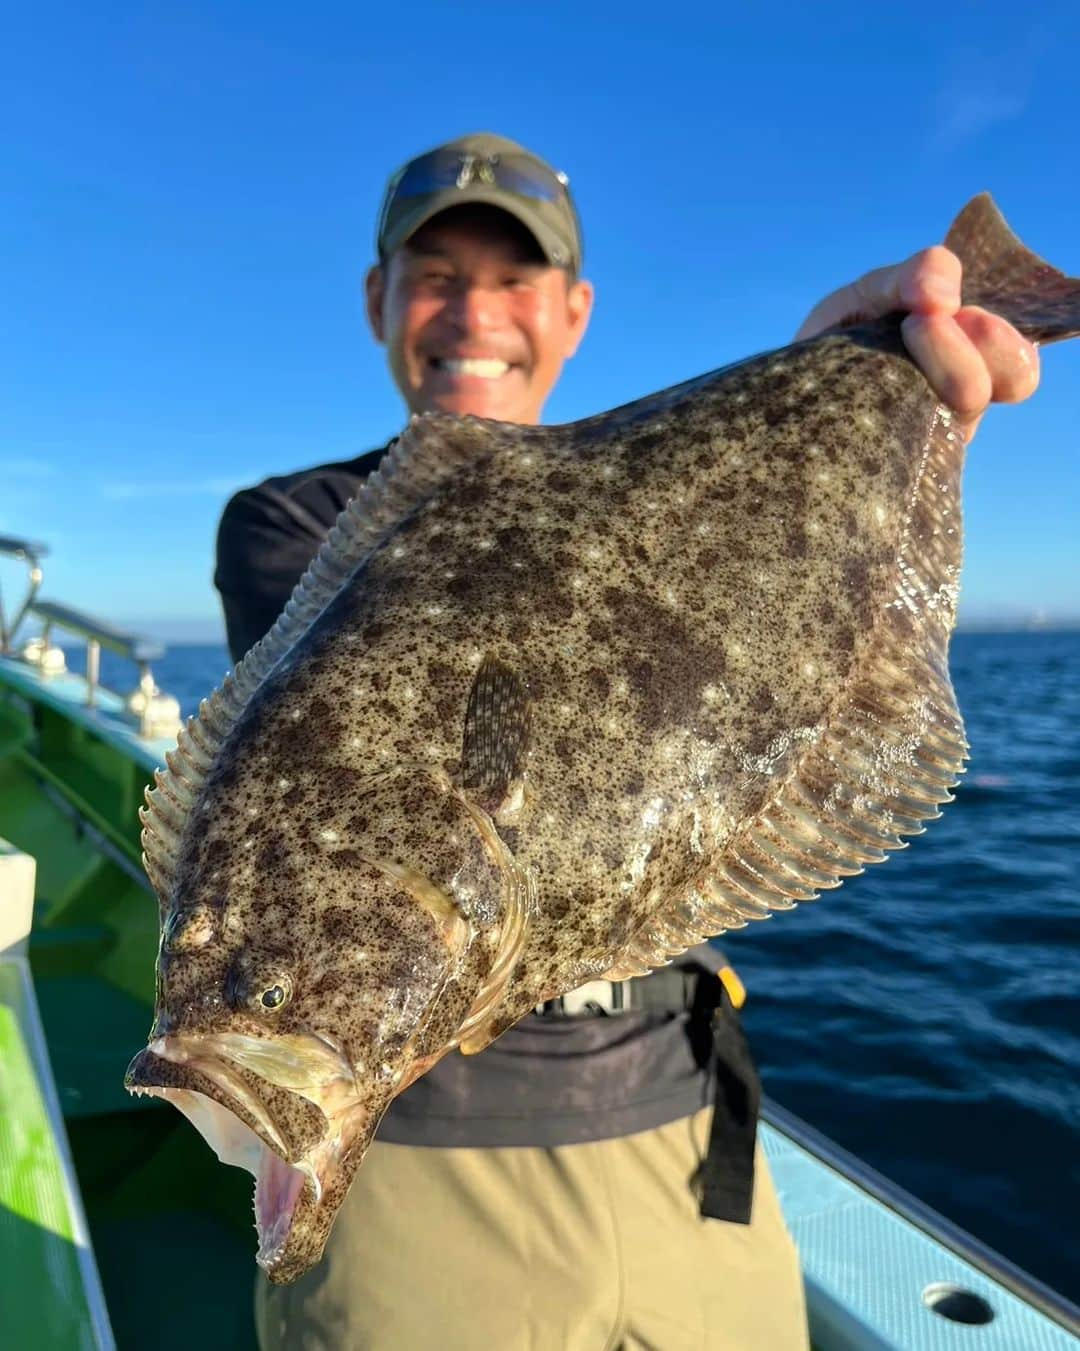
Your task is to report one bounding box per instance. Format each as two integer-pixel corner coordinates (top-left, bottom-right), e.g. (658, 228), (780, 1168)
(460, 655), (531, 820)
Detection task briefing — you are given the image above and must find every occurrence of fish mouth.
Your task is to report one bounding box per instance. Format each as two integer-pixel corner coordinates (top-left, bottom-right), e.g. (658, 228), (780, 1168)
(125, 1032), (377, 1279)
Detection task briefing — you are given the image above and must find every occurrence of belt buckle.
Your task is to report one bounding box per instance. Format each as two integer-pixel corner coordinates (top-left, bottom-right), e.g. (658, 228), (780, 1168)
(535, 978), (627, 1017)
(558, 979), (622, 1016)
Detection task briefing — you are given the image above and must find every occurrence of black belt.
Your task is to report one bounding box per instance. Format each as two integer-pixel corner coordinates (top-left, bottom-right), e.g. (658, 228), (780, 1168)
(535, 965), (759, 1226)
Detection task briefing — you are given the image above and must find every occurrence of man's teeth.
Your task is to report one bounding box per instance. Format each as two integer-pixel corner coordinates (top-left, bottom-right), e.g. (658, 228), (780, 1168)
(434, 358), (511, 378)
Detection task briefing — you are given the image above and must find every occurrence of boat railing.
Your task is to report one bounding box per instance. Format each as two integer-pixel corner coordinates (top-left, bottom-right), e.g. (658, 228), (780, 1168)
(0, 534), (181, 740)
(0, 533), (48, 652)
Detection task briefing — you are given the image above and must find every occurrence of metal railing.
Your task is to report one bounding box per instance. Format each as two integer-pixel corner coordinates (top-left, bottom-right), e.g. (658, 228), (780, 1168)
(0, 536), (180, 739)
(0, 535), (48, 652)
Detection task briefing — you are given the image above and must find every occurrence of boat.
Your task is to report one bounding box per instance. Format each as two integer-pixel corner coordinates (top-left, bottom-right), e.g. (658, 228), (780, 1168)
(1, 532), (1077, 1350)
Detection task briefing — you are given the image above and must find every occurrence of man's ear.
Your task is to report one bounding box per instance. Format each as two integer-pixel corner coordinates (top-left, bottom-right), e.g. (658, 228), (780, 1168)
(365, 264), (386, 344)
(563, 278), (595, 358)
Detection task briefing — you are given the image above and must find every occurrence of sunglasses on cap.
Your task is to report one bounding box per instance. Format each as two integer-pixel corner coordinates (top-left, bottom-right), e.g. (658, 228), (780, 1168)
(377, 148), (576, 248)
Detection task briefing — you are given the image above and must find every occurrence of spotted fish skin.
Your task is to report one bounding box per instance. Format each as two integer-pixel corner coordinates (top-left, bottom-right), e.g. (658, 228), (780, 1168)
(127, 196), (1080, 1283)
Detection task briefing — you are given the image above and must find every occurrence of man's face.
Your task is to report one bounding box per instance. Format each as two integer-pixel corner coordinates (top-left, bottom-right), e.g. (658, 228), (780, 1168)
(366, 206), (593, 424)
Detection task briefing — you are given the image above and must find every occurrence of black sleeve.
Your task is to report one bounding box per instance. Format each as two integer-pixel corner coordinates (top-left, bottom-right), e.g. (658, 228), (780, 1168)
(214, 448), (388, 665)
(214, 487), (325, 664)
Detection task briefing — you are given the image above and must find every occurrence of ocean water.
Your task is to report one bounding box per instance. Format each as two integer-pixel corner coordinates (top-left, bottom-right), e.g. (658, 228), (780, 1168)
(118, 631), (1079, 1301)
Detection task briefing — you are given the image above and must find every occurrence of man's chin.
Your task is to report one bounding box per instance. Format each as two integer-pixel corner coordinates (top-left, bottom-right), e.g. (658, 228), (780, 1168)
(418, 377), (535, 423)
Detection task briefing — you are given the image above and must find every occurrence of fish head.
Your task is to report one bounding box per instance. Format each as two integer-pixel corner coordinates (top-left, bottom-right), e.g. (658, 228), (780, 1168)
(126, 763), (531, 1282)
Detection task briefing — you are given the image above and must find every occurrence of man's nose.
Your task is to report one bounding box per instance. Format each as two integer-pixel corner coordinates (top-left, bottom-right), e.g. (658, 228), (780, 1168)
(447, 282), (509, 334)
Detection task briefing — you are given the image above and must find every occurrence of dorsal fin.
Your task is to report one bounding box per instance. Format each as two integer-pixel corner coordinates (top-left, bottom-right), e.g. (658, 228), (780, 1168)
(603, 406), (968, 979)
(140, 413), (518, 904)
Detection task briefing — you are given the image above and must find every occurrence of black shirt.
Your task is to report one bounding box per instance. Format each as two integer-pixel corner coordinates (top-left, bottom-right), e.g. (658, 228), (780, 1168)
(215, 448), (739, 1148)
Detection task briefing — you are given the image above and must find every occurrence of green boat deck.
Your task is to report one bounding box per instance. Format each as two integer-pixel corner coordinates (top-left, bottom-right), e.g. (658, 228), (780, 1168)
(1, 843), (112, 1350)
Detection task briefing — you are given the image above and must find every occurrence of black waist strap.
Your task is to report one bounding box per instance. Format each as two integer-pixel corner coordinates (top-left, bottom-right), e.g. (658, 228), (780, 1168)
(697, 978), (759, 1226)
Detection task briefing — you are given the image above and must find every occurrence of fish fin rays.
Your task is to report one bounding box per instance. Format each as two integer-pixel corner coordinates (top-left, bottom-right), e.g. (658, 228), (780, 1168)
(140, 413), (518, 902)
(947, 194), (1080, 345)
(460, 655), (532, 814)
(604, 404), (969, 976)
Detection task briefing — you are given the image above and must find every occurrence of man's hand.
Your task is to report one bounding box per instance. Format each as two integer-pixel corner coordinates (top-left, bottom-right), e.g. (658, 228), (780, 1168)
(795, 246), (1040, 441)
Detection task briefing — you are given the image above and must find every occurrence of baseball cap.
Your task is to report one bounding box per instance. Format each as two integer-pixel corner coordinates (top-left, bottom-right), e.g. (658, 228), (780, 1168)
(375, 132), (584, 275)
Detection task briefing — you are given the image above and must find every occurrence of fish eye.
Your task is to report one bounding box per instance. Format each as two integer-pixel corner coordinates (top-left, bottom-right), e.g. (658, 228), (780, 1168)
(260, 981), (290, 1011)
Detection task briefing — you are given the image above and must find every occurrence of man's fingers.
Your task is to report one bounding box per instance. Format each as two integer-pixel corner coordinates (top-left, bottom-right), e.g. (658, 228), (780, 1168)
(953, 307), (1040, 405)
(795, 246), (962, 341)
(901, 312), (991, 421)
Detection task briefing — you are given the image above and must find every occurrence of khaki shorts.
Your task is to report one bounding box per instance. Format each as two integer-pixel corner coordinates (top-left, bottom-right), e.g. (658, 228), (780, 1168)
(256, 1108), (809, 1350)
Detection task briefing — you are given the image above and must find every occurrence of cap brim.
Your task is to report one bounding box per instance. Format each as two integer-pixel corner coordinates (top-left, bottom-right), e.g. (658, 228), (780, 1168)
(380, 185), (574, 270)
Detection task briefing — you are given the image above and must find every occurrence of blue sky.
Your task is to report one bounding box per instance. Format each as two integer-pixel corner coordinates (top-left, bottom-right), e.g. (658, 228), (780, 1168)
(3, 2), (1078, 642)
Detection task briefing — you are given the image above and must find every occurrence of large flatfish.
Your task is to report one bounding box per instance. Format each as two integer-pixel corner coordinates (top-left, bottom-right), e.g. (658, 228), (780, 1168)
(126, 196), (1080, 1282)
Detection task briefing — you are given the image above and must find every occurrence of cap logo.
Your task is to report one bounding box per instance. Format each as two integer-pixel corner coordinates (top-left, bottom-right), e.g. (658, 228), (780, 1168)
(455, 154), (498, 190)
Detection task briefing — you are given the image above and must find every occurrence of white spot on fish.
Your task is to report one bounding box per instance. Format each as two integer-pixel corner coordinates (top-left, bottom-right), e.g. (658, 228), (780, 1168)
(613, 677), (628, 698)
(350, 735), (363, 749)
(320, 829), (339, 843)
(816, 469), (831, 484)
(586, 545), (602, 561)
(802, 660), (818, 678)
(874, 503), (887, 525)
(807, 444), (821, 457)
(246, 806), (259, 819)
(476, 538), (494, 551)
(426, 605), (443, 618)
(242, 838), (255, 851)
(801, 379), (816, 393)
(572, 575), (585, 590)
(807, 519), (822, 535)
(289, 708), (302, 722)
(392, 545), (407, 558)
(858, 412), (876, 431)
(641, 797), (665, 829)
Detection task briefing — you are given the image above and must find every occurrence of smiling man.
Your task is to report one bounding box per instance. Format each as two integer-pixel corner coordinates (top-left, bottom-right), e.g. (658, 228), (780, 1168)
(216, 132), (1038, 1350)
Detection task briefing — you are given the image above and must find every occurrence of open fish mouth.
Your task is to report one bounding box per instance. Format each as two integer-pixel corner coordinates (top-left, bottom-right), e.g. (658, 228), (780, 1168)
(124, 1034), (356, 1273)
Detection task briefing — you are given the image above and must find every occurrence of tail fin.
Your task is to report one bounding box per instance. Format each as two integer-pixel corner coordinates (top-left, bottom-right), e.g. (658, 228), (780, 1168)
(946, 194), (1080, 345)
